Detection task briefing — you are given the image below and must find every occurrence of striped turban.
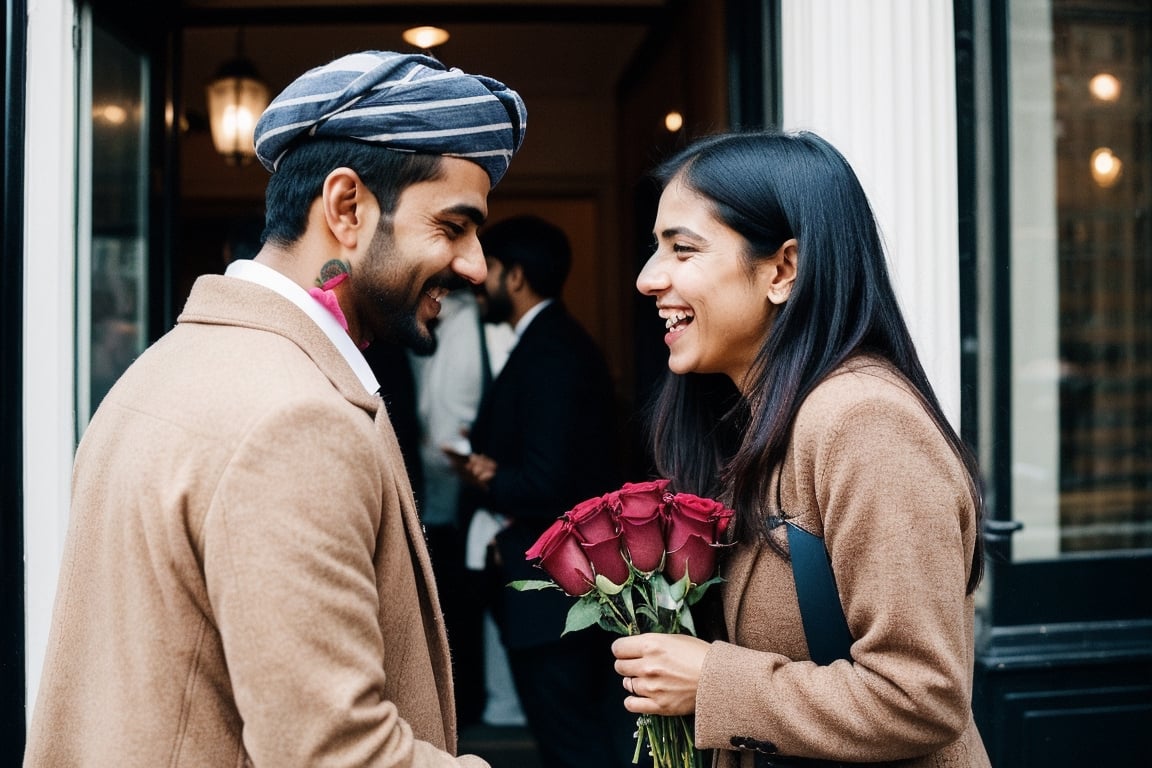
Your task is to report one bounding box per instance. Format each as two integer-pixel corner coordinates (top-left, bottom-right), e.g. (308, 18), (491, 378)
(253, 50), (527, 187)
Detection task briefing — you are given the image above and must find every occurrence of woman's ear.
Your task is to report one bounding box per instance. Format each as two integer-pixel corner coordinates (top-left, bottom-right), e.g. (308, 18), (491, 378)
(765, 238), (798, 305)
(321, 167), (376, 249)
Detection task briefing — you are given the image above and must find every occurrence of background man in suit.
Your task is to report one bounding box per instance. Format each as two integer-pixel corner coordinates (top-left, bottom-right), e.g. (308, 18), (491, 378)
(452, 215), (639, 768)
(25, 51), (524, 768)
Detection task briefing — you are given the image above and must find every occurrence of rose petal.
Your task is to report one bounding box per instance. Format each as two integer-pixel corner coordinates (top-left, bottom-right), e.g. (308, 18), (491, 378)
(525, 517), (568, 561)
(581, 538), (629, 586)
(663, 532), (718, 585)
(608, 481), (669, 572)
(567, 495), (618, 546)
(539, 531), (596, 596)
(666, 493), (733, 550)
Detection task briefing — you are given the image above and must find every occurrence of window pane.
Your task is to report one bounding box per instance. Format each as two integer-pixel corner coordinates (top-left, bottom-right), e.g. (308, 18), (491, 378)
(81, 22), (149, 424)
(1010, 0), (1151, 559)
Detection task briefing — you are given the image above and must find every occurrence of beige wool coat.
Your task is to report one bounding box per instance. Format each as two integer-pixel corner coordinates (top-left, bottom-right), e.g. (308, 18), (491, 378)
(694, 358), (991, 768)
(25, 275), (487, 767)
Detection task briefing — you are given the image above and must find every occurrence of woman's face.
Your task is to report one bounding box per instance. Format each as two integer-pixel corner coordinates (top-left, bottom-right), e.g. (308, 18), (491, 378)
(636, 177), (781, 390)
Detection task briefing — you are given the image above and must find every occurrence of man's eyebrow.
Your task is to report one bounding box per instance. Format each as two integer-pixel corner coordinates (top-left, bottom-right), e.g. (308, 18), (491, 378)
(444, 204), (486, 227)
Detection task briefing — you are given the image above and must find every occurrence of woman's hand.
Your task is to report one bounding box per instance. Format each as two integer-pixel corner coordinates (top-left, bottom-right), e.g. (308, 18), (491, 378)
(612, 633), (710, 716)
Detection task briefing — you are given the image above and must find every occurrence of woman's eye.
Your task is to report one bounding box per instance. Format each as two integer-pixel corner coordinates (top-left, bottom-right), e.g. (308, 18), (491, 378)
(672, 243), (694, 255)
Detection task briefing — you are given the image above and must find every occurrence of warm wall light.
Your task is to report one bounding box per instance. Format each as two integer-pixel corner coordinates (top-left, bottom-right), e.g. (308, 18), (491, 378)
(664, 111), (684, 132)
(206, 29), (270, 166)
(1089, 73), (1121, 102)
(94, 104), (128, 125)
(1091, 147), (1123, 188)
(403, 26), (450, 50)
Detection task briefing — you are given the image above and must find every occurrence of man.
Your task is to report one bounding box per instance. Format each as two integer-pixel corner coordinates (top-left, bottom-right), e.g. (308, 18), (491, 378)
(453, 215), (638, 768)
(24, 51), (525, 767)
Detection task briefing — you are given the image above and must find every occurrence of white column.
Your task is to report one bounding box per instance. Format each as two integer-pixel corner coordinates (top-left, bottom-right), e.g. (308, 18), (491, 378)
(23, 0), (79, 722)
(781, 0), (962, 425)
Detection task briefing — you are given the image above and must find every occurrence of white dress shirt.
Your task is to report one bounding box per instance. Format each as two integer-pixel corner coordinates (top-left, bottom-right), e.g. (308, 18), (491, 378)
(225, 259), (379, 395)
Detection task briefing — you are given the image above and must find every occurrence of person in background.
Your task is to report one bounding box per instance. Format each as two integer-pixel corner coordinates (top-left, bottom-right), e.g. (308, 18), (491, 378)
(611, 129), (991, 767)
(24, 50), (525, 768)
(451, 214), (639, 768)
(408, 285), (491, 727)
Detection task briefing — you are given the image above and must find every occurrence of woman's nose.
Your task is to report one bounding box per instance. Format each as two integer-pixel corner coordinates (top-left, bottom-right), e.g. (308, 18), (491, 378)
(635, 252), (668, 295)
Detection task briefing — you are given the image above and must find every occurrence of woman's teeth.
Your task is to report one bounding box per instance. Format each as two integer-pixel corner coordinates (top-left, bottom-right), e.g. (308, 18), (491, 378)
(664, 310), (693, 330)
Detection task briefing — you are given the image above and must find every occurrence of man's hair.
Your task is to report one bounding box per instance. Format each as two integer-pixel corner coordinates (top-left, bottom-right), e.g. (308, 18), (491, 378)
(261, 138), (443, 246)
(479, 215), (572, 298)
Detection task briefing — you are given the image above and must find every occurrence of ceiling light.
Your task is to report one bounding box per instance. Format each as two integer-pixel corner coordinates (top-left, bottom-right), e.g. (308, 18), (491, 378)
(1090, 147), (1122, 188)
(403, 26), (450, 50)
(1088, 73), (1121, 102)
(664, 111), (683, 132)
(206, 29), (270, 166)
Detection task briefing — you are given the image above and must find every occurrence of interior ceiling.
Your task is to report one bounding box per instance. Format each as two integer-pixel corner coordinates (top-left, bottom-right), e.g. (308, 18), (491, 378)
(181, 1), (670, 116)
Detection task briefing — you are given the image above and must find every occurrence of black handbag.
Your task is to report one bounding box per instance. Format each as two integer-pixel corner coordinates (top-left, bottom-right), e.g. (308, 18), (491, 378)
(784, 521), (853, 665)
(751, 522), (856, 768)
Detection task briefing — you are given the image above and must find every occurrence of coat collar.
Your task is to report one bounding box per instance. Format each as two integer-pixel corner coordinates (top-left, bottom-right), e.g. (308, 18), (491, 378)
(179, 275), (381, 417)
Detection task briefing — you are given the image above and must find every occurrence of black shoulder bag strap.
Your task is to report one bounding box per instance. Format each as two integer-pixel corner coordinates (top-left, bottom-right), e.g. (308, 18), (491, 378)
(786, 522), (854, 665)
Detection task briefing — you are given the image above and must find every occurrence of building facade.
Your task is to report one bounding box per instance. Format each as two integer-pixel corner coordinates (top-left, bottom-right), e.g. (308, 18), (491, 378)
(3, 0), (1149, 764)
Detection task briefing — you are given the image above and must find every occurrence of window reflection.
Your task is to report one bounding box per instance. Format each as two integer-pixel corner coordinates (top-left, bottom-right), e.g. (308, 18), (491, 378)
(1013, 0), (1151, 557)
(83, 25), (148, 419)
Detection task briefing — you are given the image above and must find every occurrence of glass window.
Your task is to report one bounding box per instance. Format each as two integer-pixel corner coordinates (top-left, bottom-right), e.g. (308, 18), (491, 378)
(77, 16), (149, 429)
(1009, 0), (1151, 559)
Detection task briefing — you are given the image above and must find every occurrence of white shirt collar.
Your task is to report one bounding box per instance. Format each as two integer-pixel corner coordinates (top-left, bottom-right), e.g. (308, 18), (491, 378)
(225, 259), (379, 394)
(513, 298), (554, 339)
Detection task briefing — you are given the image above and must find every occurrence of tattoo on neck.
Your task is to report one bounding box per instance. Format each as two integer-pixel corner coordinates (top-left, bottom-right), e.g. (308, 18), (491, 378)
(317, 259), (350, 287)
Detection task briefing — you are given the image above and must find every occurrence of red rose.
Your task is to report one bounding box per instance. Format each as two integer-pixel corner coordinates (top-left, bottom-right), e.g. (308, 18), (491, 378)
(664, 532), (718, 585)
(567, 495), (629, 586)
(664, 493), (734, 584)
(526, 518), (596, 596)
(607, 480), (670, 572)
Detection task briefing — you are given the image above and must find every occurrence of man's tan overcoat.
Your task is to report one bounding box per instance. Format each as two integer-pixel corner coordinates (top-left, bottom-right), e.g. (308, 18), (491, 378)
(25, 275), (486, 767)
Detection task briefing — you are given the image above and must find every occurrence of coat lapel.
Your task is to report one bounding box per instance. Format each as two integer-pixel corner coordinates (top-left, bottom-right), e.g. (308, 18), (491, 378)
(181, 275), (456, 743)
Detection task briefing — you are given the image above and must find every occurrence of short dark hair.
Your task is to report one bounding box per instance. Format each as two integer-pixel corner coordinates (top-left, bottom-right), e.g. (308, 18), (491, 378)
(261, 138), (443, 246)
(479, 215), (572, 298)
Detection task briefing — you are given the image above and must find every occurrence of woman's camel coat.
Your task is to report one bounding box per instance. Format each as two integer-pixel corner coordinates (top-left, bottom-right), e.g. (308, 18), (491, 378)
(694, 358), (991, 768)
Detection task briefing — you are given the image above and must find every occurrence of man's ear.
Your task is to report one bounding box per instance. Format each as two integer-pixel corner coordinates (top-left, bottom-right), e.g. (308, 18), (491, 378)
(764, 238), (798, 305)
(504, 263), (526, 293)
(321, 167), (376, 249)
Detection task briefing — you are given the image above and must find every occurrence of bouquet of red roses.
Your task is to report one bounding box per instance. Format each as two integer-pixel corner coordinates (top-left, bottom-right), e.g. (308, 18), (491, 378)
(511, 479), (734, 768)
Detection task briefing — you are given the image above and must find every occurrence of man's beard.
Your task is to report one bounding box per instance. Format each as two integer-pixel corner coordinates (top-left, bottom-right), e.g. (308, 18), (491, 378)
(481, 278), (513, 325)
(358, 225), (461, 355)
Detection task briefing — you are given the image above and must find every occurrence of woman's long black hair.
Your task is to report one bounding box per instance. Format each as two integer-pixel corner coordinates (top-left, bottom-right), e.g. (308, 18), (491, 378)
(644, 130), (985, 593)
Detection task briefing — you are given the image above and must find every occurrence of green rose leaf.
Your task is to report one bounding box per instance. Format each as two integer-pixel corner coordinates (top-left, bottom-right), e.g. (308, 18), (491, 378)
(678, 604), (697, 637)
(686, 576), (724, 606)
(508, 579), (562, 592)
(562, 594), (604, 635)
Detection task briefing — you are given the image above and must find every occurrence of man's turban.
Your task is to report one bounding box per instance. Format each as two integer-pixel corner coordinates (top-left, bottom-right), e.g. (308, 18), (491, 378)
(253, 50), (527, 187)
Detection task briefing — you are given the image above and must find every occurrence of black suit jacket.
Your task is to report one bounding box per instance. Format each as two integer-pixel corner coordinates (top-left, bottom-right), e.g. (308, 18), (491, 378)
(469, 301), (622, 649)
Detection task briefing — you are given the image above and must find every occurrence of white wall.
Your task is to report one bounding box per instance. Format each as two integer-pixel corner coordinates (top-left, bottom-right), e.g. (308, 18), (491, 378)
(23, 0), (78, 724)
(781, 0), (963, 426)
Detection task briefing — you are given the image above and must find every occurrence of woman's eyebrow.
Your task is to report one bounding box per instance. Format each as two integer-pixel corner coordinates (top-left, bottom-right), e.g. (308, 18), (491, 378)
(655, 225), (704, 240)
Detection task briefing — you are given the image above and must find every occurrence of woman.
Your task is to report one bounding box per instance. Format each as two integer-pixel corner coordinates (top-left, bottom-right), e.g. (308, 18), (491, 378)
(612, 130), (991, 767)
